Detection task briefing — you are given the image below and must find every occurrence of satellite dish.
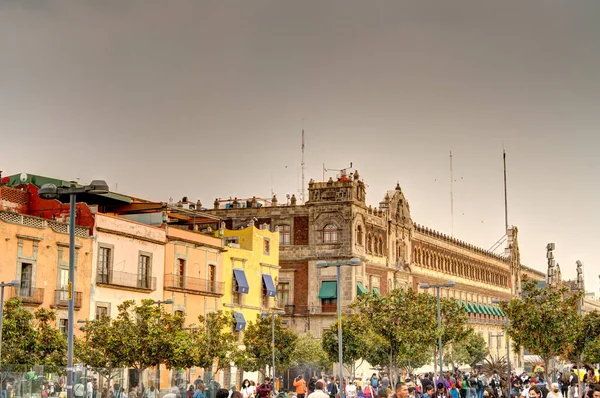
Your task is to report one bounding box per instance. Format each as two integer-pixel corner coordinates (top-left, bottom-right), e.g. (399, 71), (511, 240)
(19, 173), (28, 183)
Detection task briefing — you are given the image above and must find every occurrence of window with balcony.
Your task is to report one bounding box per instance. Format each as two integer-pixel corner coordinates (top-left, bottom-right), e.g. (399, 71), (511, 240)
(277, 282), (290, 306)
(233, 279), (242, 305)
(97, 246), (112, 283)
(20, 263), (33, 297)
(277, 225), (291, 245)
(137, 254), (152, 289)
(323, 224), (338, 244)
(176, 258), (186, 288)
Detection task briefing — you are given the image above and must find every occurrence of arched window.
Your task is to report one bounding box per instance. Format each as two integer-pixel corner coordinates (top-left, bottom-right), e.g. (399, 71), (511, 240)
(377, 236), (383, 255)
(367, 234), (372, 253)
(323, 224), (338, 243)
(277, 225), (291, 245)
(356, 225), (363, 246)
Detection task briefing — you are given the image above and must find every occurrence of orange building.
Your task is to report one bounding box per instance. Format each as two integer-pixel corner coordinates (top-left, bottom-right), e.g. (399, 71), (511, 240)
(0, 185), (93, 333)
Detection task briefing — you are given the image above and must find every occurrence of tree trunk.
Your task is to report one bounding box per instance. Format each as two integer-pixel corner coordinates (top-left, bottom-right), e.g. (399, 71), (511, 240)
(542, 357), (550, 385)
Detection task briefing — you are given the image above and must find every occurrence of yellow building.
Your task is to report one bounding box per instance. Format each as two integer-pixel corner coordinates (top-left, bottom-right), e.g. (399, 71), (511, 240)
(220, 224), (281, 386)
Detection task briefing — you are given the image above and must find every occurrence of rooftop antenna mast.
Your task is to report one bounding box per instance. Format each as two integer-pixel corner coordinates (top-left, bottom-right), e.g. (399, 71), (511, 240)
(301, 120), (306, 204)
(503, 145), (509, 235)
(450, 150), (454, 237)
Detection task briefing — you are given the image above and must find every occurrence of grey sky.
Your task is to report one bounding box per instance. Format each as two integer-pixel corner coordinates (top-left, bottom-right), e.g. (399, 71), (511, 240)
(1, 0), (599, 293)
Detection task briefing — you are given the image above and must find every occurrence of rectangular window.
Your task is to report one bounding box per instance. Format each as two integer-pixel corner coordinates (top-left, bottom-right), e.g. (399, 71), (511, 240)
(138, 254), (152, 289)
(59, 268), (69, 289)
(233, 279), (242, 305)
(59, 318), (68, 335)
(321, 298), (337, 313)
(209, 264), (216, 293)
(20, 263), (33, 297)
(176, 258), (185, 288)
(277, 282), (290, 306)
(262, 286), (269, 308)
(263, 238), (270, 255)
(97, 246), (112, 283)
(95, 305), (109, 320)
(278, 225), (291, 245)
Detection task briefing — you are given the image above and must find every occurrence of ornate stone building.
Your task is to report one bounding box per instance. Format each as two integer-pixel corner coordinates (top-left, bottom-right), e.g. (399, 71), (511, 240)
(205, 171), (531, 368)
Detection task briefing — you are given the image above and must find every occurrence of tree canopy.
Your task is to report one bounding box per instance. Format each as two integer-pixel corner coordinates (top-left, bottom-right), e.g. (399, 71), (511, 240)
(242, 313), (298, 375)
(322, 314), (369, 377)
(1, 298), (66, 371)
(291, 333), (332, 373)
(500, 278), (582, 381)
(351, 288), (468, 379)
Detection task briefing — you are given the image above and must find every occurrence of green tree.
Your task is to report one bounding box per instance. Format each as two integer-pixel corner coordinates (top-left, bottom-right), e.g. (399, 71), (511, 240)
(322, 314), (369, 378)
(75, 314), (124, 389)
(111, 299), (188, 386)
(351, 289), (468, 380)
(242, 314), (298, 375)
(290, 333), (332, 373)
(194, 311), (241, 373)
(569, 310), (600, 365)
(500, 279), (582, 381)
(443, 328), (488, 370)
(0, 298), (66, 373)
(1, 298), (38, 370)
(33, 307), (67, 371)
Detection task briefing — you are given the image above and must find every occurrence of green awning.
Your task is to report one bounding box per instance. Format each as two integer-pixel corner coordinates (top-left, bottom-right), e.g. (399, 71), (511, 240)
(497, 307), (506, 317)
(492, 306), (501, 316)
(466, 303), (475, 313)
(373, 287), (381, 295)
(357, 282), (368, 296)
(318, 281), (337, 299)
(474, 303), (484, 314)
(483, 305), (492, 315)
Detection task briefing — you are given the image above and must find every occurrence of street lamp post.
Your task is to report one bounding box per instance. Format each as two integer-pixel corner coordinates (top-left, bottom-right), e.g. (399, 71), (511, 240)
(419, 281), (456, 385)
(0, 280), (21, 365)
(153, 299), (174, 393)
(315, 257), (362, 398)
(492, 299), (510, 396)
(39, 180), (109, 398)
(261, 310), (285, 392)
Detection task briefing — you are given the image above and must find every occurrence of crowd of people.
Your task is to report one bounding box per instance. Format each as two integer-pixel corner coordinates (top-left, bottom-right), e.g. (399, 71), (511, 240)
(284, 368), (600, 398)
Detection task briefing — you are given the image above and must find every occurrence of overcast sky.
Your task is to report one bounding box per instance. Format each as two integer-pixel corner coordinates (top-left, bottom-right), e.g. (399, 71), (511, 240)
(1, 0), (599, 294)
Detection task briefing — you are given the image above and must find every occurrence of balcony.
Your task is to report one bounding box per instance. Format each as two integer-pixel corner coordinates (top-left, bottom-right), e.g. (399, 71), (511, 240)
(163, 274), (224, 296)
(97, 270), (157, 292)
(12, 286), (45, 306)
(53, 289), (82, 310)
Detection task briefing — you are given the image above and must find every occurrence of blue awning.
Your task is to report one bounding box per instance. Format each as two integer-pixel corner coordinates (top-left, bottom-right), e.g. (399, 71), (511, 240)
(233, 269), (249, 294)
(262, 274), (276, 297)
(233, 312), (246, 331)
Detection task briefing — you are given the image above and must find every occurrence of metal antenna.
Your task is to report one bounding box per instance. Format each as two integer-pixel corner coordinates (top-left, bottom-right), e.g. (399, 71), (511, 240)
(301, 120), (306, 204)
(450, 150), (454, 237)
(503, 144), (509, 235)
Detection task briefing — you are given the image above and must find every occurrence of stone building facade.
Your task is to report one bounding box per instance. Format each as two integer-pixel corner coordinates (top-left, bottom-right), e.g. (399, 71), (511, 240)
(205, 172), (529, 369)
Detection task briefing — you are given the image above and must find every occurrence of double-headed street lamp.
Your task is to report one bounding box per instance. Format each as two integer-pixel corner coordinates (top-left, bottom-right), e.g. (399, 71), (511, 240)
(38, 180), (109, 398)
(315, 257), (362, 398)
(260, 310), (285, 391)
(492, 299), (510, 392)
(0, 280), (21, 364)
(419, 281), (456, 384)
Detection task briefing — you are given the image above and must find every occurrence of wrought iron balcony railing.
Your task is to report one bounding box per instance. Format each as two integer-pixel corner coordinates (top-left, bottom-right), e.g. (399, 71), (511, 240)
(12, 286), (45, 305)
(163, 274), (224, 296)
(96, 270), (157, 291)
(53, 289), (82, 309)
